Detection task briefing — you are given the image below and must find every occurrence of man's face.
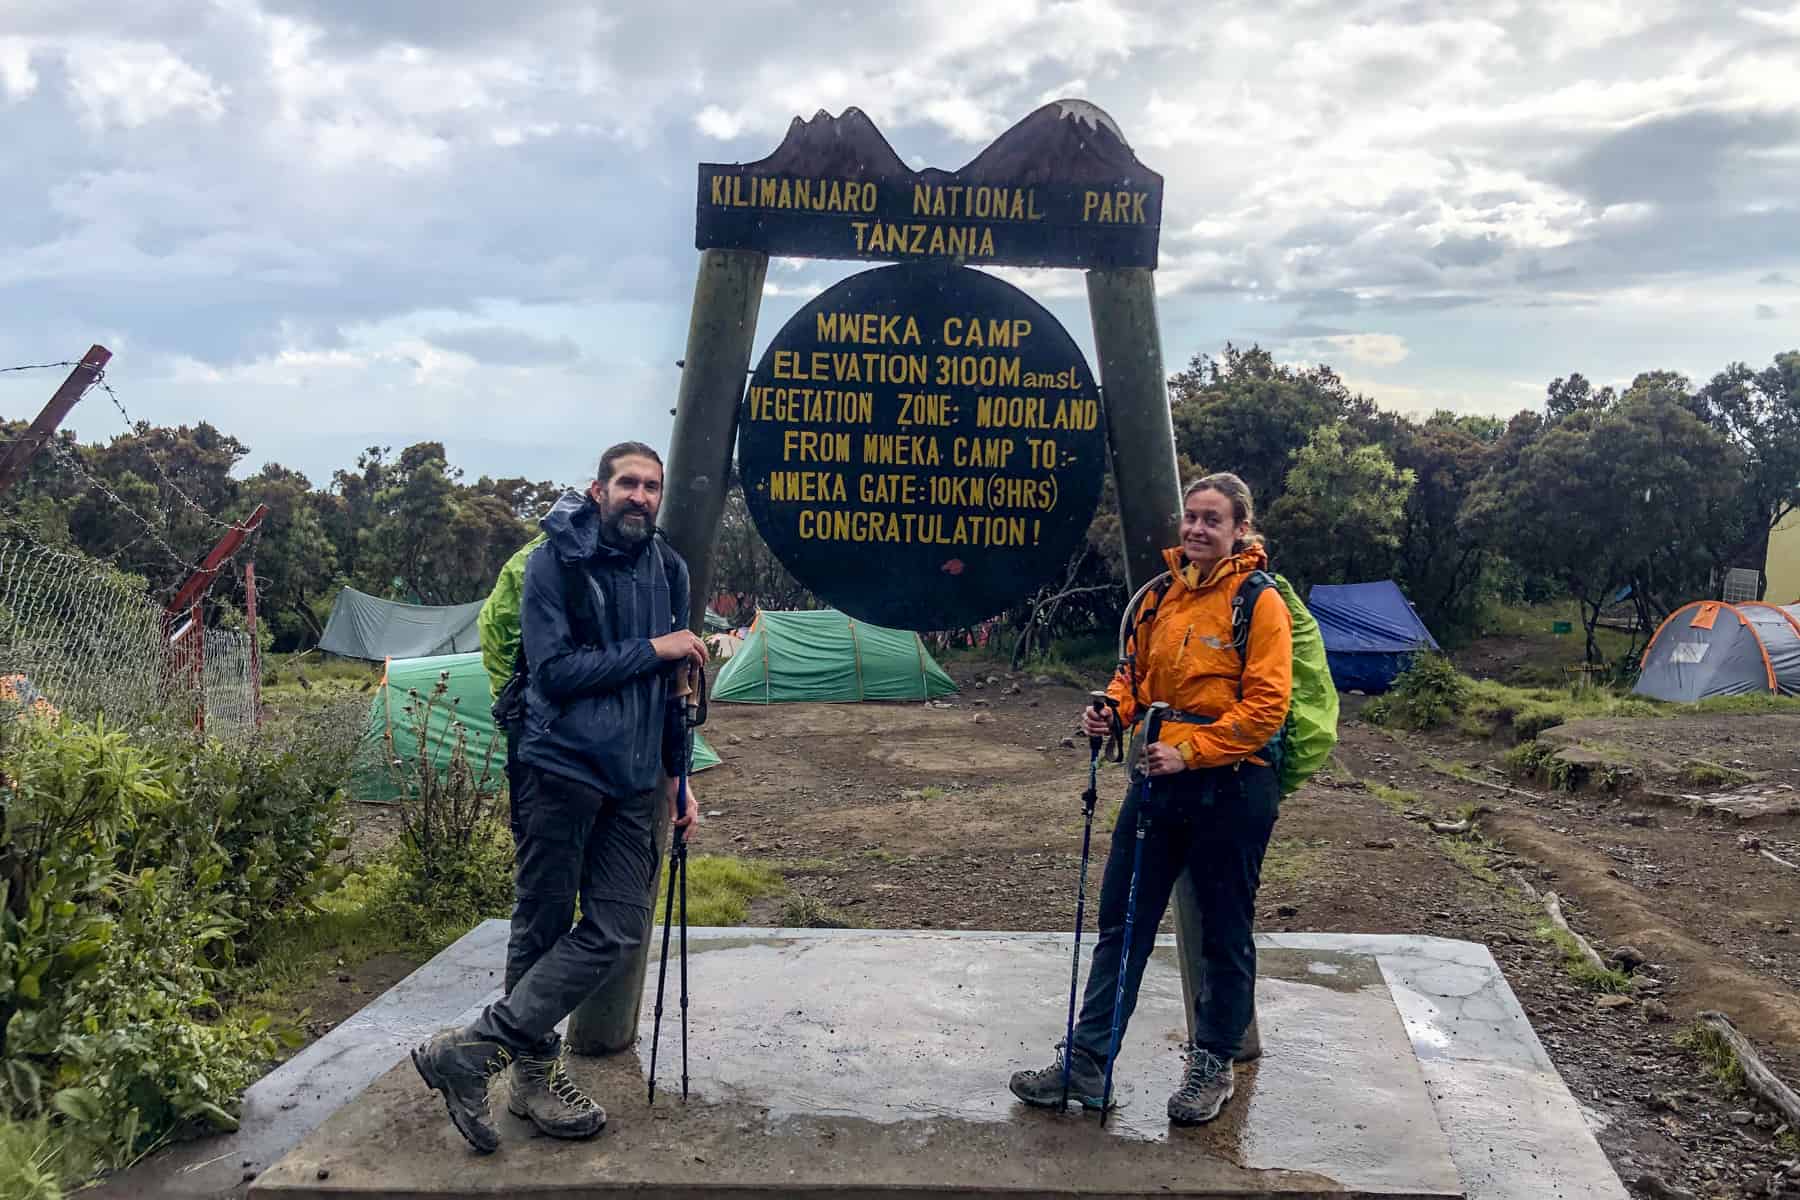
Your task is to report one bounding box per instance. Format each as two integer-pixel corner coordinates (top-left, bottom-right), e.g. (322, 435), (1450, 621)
(589, 454), (663, 546)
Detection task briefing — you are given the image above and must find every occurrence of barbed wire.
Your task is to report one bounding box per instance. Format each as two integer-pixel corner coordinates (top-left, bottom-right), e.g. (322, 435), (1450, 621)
(93, 377), (259, 535)
(0, 361), (79, 374)
(43, 439), (204, 582)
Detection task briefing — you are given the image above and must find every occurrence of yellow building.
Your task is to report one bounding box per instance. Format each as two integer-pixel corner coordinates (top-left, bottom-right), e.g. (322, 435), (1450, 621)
(1769, 506), (1800, 605)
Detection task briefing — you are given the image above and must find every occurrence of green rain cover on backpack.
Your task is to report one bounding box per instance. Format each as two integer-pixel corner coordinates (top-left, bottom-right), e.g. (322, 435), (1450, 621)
(1231, 571), (1338, 796)
(1267, 574), (1339, 795)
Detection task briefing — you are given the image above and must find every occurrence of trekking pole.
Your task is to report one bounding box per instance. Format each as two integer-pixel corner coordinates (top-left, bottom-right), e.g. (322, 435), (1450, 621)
(1100, 700), (1167, 1126)
(1062, 692), (1117, 1109)
(649, 659), (705, 1106)
(679, 665), (706, 1102)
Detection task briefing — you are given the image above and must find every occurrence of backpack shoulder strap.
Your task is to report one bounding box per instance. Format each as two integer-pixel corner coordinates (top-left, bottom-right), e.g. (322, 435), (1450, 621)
(1231, 570), (1279, 703)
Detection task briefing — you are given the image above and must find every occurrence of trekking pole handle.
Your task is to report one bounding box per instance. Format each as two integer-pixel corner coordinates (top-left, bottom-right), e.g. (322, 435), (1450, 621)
(1140, 702), (1171, 775)
(1087, 692), (1111, 756)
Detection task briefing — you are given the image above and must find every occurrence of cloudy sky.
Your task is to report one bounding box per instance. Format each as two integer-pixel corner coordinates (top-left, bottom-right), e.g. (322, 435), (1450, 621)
(2, 0), (1797, 489)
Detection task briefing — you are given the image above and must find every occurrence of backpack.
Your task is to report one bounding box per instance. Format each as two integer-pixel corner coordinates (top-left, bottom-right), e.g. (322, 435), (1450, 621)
(488, 531), (682, 735)
(1138, 567), (1339, 796)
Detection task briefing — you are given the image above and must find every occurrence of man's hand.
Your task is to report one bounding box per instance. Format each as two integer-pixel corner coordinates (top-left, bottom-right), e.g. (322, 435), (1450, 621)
(652, 630), (707, 666)
(668, 776), (700, 835)
(1144, 742), (1187, 777)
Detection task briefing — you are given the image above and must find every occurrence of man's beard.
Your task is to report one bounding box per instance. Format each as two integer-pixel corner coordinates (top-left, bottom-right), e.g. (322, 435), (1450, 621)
(600, 499), (654, 547)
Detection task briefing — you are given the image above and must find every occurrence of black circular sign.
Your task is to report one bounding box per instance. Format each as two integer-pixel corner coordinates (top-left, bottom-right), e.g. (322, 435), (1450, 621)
(739, 262), (1105, 630)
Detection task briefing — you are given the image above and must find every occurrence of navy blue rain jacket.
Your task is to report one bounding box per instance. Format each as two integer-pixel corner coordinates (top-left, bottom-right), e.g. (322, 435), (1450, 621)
(516, 491), (687, 796)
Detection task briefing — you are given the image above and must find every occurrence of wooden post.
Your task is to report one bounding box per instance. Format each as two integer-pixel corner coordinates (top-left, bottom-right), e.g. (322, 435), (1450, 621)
(566, 248), (768, 1057)
(0, 345), (111, 493)
(1085, 266), (1230, 1051)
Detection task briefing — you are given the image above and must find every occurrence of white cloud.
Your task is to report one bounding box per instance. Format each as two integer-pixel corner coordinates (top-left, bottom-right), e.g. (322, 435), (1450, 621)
(65, 42), (226, 130)
(695, 104), (743, 139)
(0, 38), (38, 101)
(1297, 333), (1412, 368)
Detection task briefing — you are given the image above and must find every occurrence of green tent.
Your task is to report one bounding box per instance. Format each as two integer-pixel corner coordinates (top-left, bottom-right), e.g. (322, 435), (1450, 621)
(712, 609), (957, 704)
(355, 652), (719, 804)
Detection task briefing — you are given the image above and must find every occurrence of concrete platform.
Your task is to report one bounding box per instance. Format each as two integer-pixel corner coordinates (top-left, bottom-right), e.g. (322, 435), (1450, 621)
(111, 928), (1627, 1200)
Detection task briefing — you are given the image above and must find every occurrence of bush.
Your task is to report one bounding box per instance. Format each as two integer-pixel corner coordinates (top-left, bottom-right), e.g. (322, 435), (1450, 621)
(1362, 655), (1470, 730)
(379, 675), (513, 933)
(0, 705), (352, 1190)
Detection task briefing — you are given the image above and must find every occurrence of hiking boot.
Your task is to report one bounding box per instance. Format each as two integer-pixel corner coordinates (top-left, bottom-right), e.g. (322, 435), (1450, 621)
(507, 1048), (607, 1140)
(1167, 1046), (1234, 1125)
(411, 1029), (512, 1153)
(1009, 1044), (1109, 1111)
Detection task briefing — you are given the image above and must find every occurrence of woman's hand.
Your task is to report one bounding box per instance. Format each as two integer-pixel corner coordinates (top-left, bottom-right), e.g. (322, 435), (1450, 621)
(1079, 706), (1113, 738)
(1143, 742), (1187, 776)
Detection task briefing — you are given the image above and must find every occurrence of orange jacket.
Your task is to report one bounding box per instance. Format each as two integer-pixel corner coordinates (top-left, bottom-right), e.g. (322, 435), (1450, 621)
(1105, 545), (1293, 769)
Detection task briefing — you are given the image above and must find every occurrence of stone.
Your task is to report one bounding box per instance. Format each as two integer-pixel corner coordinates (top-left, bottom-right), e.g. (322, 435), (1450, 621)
(1277, 904), (1299, 918)
(1033, 674), (1054, 685)
(1059, 736), (1076, 749)
(728, 734), (743, 745)
(1621, 811), (1657, 827)
(1642, 999), (1673, 1023)
(1730, 1110), (1755, 1125)
(1364, 839), (1398, 850)
(1611, 944), (1647, 972)
(970, 713), (993, 725)
(1595, 994), (1634, 1010)
(985, 675), (1000, 686)
(973, 680), (986, 690)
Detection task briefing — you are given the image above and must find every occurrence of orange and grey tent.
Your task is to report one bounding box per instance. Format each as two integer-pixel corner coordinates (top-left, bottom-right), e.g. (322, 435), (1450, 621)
(1634, 601), (1800, 702)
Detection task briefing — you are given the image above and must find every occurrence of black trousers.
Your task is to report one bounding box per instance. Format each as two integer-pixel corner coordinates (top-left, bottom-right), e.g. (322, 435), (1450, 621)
(470, 764), (658, 1055)
(1070, 762), (1279, 1065)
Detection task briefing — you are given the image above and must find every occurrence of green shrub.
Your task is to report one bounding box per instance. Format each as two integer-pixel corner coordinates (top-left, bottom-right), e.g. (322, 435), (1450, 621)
(378, 675), (512, 934)
(0, 703), (353, 1187)
(1362, 655), (1470, 730)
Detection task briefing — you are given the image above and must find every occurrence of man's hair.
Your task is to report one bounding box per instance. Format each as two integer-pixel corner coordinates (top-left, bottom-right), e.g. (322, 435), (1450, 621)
(596, 442), (664, 485)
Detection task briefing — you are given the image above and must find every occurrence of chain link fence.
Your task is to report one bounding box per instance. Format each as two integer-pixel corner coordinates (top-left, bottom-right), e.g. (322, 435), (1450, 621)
(0, 536), (257, 739)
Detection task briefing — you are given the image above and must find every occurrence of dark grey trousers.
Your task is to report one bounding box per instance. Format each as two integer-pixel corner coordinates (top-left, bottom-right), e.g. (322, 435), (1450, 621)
(471, 763), (659, 1055)
(1070, 762), (1279, 1065)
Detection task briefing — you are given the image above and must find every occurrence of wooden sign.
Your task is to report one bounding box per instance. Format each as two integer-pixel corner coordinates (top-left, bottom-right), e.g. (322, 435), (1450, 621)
(698, 100), (1162, 270)
(738, 263), (1105, 630)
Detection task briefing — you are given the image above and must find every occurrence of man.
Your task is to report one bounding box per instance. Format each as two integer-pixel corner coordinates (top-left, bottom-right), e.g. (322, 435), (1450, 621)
(413, 442), (707, 1154)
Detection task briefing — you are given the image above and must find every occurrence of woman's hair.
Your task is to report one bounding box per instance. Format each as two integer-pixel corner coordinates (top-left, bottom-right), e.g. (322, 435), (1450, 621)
(1182, 472), (1264, 553)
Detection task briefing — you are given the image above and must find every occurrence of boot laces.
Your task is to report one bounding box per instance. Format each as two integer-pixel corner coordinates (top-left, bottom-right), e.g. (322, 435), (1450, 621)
(530, 1055), (598, 1112)
(1174, 1046), (1226, 1102)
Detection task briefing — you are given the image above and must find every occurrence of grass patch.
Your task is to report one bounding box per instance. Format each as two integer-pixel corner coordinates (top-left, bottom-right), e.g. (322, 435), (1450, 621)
(860, 848), (906, 866)
(1777, 1129), (1799, 1155)
(1676, 1021), (1748, 1092)
(1425, 758), (1480, 785)
(1263, 837), (1325, 888)
(777, 895), (861, 928)
(1680, 760), (1751, 789)
(1690, 693), (1800, 716)
(1536, 925), (1632, 992)
(659, 855), (787, 927)
(1442, 836), (1502, 886)
(1368, 783), (1421, 815)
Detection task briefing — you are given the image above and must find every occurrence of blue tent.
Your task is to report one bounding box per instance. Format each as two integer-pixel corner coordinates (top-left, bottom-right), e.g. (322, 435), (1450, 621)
(1308, 581), (1441, 694)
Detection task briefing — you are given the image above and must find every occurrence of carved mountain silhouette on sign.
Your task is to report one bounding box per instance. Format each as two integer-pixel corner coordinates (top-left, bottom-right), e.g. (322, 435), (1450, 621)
(698, 98), (1164, 270)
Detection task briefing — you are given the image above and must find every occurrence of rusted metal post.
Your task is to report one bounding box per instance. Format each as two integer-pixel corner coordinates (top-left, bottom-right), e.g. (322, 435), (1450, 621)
(245, 560), (262, 728)
(0, 345), (111, 493)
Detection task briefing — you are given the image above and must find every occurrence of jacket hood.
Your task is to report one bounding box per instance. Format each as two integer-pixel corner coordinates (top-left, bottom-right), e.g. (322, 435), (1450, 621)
(540, 490), (643, 563)
(1162, 542), (1269, 593)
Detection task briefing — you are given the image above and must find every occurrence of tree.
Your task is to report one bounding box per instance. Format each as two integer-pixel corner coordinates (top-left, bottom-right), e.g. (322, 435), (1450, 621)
(1690, 350), (1800, 586)
(710, 470), (813, 615)
(238, 464), (339, 649)
(1388, 413), (1502, 641)
(1264, 424), (1415, 587)
(1168, 345), (1362, 509)
(1464, 387), (1742, 663)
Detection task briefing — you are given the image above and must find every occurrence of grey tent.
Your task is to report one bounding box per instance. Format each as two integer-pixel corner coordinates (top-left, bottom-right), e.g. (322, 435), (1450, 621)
(1634, 601), (1800, 702)
(318, 587), (484, 661)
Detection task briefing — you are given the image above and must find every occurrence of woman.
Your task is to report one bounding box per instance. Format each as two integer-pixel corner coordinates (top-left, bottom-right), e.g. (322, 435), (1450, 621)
(1010, 472), (1292, 1125)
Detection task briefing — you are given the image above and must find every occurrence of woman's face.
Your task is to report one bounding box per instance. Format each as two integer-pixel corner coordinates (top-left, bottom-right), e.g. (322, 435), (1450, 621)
(1180, 488), (1246, 569)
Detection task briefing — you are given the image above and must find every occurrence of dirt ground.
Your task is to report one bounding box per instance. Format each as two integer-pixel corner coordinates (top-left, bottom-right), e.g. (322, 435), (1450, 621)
(324, 658), (1800, 1198)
